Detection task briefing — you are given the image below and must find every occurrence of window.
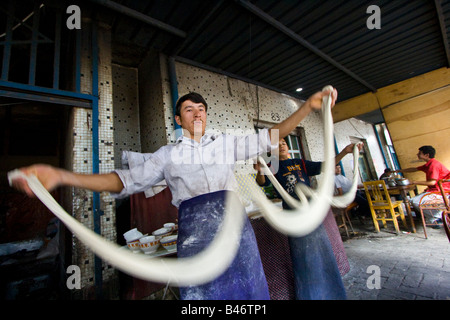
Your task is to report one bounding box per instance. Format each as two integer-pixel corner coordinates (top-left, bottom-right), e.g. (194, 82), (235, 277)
(285, 134), (302, 159)
(254, 121), (309, 160)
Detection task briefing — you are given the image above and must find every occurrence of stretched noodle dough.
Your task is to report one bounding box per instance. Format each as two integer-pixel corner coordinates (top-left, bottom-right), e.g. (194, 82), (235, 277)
(246, 86), (358, 236)
(8, 170), (245, 286)
(7, 85), (350, 284)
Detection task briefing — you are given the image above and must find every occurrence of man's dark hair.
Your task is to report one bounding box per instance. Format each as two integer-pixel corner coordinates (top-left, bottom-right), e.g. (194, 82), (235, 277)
(419, 145), (436, 158)
(175, 92), (208, 117)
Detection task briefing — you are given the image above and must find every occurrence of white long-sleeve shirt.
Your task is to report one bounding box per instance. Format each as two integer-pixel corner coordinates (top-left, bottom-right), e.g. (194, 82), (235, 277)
(113, 129), (276, 208)
(335, 174), (352, 194)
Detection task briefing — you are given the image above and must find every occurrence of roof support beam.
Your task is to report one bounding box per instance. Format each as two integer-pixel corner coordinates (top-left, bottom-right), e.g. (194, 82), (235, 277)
(236, 0), (377, 93)
(88, 0), (187, 38)
(171, 0), (226, 56)
(434, 0), (450, 67)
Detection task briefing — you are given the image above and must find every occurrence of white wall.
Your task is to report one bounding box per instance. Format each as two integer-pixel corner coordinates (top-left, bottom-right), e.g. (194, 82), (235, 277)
(115, 55), (387, 190)
(165, 60), (328, 171)
(334, 118), (386, 183)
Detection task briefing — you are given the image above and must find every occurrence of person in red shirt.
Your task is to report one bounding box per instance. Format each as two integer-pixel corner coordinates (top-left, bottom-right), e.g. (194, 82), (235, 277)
(395, 145), (450, 226)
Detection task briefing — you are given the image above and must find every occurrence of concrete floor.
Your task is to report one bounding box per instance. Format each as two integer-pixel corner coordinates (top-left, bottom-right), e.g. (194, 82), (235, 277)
(341, 217), (450, 300)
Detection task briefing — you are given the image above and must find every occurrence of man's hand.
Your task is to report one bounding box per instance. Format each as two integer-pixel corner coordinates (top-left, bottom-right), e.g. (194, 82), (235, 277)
(303, 87), (338, 112)
(253, 162), (262, 173)
(10, 164), (62, 197)
(343, 143), (363, 154)
(269, 87), (338, 141)
(10, 164), (125, 196)
(335, 143), (363, 165)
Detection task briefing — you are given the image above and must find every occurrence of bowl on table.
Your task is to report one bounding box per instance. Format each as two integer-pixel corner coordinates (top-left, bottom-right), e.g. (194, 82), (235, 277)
(139, 235), (160, 254)
(387, 180), (397, 187)
(126, 239), (142, 253)
(124, 228), (144, 253)
(163, 222), (176, 232)
(152, 227), (172, 240)
(395, 178), (410, 186)
(160, 235), (177, 251)
(123, 228), (143, 243)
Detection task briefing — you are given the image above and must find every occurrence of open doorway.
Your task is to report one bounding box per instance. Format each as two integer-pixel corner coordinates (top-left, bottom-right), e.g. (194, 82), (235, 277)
(350, 137), (378, 182)
(0, 97), (71, 299)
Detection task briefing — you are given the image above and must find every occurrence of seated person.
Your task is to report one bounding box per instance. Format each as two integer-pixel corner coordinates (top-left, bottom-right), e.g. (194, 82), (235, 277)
(335, 164), (370, 217)
(394, 145), (450, 226)
(379, 168), (393, 180)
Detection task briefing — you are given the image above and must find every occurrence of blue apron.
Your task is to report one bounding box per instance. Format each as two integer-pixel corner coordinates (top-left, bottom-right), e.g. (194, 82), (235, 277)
(288, 224), (347, 300)
(268, 158), (347, 300)
(281, 200), (346, 300)
(177, 190), (270, 300)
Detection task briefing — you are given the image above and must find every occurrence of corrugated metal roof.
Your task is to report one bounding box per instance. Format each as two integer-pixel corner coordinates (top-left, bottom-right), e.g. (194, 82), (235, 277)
(94, 0), (449, 103)
(6, 0), (449, 103)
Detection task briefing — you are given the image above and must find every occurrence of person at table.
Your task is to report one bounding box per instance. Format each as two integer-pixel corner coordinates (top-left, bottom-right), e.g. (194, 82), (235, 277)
(394, 145), (450, 226)
(9, 89), (337, 300)
(254, 140), (357, 300)
(379, 168), (393, 180)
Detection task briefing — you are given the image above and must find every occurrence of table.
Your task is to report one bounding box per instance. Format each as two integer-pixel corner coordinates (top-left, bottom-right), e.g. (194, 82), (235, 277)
(386, 184), (417, 233)
(121, 243), (177, 258)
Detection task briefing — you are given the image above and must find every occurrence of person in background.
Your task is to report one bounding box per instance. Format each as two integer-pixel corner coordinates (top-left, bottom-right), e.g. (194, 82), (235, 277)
(10, 89), (338, 300)
(394, 145), (450, 227)
(379, 168), (393, 180)
(254, 139), (358, 300)
(335, 164), (370, 217)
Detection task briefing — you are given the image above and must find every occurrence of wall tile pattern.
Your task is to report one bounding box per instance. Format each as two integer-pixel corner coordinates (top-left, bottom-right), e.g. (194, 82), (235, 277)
(112, 64), (141, 168)
(71, 23), (116, 288)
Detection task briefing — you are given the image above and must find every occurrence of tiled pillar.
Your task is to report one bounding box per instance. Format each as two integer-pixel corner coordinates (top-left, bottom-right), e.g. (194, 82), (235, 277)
(71, 21), (117, 294)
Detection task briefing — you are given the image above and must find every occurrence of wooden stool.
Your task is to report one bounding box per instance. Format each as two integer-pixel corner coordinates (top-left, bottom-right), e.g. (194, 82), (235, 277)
(344, 202), (358, 232)
(333, 202), (357, 237)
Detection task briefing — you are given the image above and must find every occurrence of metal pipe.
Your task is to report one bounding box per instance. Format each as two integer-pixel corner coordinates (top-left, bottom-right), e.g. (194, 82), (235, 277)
(75, 30), (81, 93)
(434, 0), (450, 67)
(88, 0), (187, 38)
(53, 10), (61, 89)
(236, 0), (377, 93)
(1, 0), (13, 81)
(91, 21), (103, 299)
(28, 1), (40, 85)
(168, 56), (181, 138)
(171, 0), (225, 56)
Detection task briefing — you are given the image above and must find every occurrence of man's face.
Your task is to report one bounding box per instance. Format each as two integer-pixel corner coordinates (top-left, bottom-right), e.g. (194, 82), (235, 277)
(335, 165), (341, 175)
(417, 150), (429, 161)
(175, 100), (207, 139)
(277, 139), (290, 158)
